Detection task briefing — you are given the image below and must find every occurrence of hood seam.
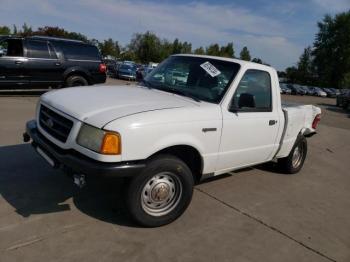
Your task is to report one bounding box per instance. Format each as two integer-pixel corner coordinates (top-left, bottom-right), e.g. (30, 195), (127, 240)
(101, 106), (183, 129)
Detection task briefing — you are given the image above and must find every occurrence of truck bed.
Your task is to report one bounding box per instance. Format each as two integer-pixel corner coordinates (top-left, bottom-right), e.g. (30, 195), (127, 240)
(276, 102), (321, 158)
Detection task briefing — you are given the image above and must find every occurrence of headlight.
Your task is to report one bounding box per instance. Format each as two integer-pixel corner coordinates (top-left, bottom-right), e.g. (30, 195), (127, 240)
(77, 124), (121, 155)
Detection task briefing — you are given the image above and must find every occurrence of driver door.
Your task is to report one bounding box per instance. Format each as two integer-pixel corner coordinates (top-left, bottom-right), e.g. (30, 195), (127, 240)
(217, 69), (280, 173)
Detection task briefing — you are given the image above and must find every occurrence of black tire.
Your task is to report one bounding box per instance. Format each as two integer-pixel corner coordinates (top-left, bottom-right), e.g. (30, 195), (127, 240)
(65, 75), (89, 87)
(126, 155), (194, 227)
(277, 135), (307, 174)
(342, 101), (349, 110)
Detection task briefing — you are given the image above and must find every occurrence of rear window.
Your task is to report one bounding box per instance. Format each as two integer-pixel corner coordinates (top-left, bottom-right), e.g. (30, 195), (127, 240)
(54, 42), (101, 60)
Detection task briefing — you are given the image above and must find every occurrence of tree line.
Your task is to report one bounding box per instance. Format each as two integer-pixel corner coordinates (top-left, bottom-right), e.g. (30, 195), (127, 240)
(0, 23), (265, 65)
(1, 9), (349, 89)
(283, 10), (350, 88)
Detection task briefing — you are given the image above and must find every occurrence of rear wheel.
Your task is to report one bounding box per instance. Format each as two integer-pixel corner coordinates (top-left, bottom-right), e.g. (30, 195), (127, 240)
(65, 75), (89, 87)
(126, 155), (194, 227)
(277, 135), (307, 174)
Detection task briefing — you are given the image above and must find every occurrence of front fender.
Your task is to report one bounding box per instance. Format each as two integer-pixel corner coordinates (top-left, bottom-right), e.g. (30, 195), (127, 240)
(103, 105), (222, 174)
(115, 123), (207, 161)
(144, 133), (205, 159)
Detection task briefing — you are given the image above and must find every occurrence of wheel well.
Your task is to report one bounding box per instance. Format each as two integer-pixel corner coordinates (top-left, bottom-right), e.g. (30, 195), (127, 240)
(65, 71), (90, 84)
(150, 145), (203, 183)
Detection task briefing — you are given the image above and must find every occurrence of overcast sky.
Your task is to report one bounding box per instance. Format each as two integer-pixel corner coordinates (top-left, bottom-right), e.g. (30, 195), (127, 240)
(0, 0), (349, 70)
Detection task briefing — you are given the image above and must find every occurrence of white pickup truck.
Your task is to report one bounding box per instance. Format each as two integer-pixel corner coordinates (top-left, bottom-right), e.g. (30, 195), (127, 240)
(24, 54), (321, 227)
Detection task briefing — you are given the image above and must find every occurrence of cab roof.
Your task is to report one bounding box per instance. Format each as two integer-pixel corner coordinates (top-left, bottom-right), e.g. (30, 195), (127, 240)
(0, 35), (85, 43)
(173, 54), (273, 71)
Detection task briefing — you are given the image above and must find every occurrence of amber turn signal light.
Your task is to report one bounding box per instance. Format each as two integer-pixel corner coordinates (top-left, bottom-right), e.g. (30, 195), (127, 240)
(100, 132), (121, 155)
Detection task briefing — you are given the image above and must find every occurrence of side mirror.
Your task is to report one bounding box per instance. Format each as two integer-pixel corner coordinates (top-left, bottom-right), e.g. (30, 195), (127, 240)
(229, 102), (239, 112)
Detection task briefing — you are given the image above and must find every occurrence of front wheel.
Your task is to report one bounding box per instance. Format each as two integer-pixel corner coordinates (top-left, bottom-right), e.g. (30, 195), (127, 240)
(126, 155), (194, 227)
(277, 135), (307, 174)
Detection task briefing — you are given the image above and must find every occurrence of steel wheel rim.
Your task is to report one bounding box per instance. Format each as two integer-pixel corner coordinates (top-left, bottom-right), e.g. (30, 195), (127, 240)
(292, 143), (303, 168)
(141, 172), (182, 217)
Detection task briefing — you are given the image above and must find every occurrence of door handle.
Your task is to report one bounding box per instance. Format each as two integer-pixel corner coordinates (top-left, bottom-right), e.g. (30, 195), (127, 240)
(54, 62), (61, 66)
(269, 120), (277, 125)
(202, 128), (217, 133)
(15, 61), (23, 65)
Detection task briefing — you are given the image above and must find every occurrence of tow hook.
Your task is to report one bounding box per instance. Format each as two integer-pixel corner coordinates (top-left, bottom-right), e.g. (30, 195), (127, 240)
(73, 174), (86, 188)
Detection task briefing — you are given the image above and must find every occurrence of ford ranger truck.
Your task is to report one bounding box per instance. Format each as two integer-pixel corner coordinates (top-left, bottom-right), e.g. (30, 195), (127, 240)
(24, 54), (322, 227)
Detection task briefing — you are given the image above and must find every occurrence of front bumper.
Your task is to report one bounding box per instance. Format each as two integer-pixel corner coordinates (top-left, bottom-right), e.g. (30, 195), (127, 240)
(24, 120), (146, 177)
(91, 73), (107, 84)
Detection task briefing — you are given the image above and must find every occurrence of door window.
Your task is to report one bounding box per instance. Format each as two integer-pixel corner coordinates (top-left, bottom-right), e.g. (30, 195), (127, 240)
(27, 40), (53, 59)
(48, 43), (58, 59)
(230, 69), (272, 112)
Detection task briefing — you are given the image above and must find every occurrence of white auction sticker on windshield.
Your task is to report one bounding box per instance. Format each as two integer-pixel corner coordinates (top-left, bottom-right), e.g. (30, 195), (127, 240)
(200, 61), (221, 77)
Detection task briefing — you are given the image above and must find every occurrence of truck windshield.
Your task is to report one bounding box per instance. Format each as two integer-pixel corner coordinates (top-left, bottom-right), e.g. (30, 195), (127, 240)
(141, 56), (240, 103)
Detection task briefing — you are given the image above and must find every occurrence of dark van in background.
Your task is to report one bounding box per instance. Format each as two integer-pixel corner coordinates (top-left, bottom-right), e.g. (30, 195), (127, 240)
(0, 36), (106, 89)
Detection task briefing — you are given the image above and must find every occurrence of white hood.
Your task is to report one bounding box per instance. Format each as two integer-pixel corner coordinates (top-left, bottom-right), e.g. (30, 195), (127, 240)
(40, 85), (198, 128)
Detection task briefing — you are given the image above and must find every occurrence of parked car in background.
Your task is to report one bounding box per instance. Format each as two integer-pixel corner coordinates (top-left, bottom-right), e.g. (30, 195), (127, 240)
(115, 61), (122, 72)
(148, 62), (159, 69)
(136, 65), (154, 82)
(117, 63), (137, 80)
(322, 88), (337, 98)
(290, 84), (306, 95)
(145, 66), (154, 75)
(136, 67), (143, 82)
(298, 86), (312, 95)
(0, 35), (106, 88)
(123, 60), (135, 66)
(312, 87), (327, 97)
(330, 88), (340, 96)
(306, 87), (314, 95)
(297, 85), (310, 95)
(280, 83), (291, 94)
(104, 59), (118, 78)
(336, 89), (350, 109)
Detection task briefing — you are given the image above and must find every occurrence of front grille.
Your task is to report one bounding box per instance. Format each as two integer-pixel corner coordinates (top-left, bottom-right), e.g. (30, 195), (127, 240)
(39, 105), (73, 143)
